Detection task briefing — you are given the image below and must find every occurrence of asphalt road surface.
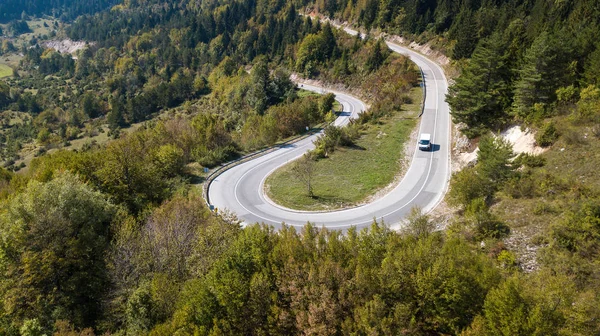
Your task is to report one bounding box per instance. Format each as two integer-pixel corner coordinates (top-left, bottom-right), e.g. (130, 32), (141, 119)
(208, 32), (450, 230)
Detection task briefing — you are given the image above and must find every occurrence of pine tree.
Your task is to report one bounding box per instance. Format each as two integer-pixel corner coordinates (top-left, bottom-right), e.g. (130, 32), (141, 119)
(432, 0), (454, 32)
(451, 9), (477, 59)
(320, 23), (336, 60)
(366, 39), (385, 71)
(446, 34), (511, 137)
(512, 32), (556, 120)
(477, 135), (515, 185)
(584, 44), (600, 86)
(108, 96), (126, 130)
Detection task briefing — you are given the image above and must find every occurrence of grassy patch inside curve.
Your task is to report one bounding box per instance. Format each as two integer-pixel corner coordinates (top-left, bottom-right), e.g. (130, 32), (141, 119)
(265, 87), (421, 211)
(296, 87), (343, 111)
(0, 64), (13, 78)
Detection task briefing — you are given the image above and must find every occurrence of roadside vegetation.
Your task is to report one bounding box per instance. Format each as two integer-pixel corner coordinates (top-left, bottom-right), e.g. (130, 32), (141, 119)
(266, 86), (420, 210)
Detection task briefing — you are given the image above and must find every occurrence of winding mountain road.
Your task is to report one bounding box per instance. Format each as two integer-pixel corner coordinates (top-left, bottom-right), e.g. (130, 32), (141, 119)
(208, 30), (450, 230)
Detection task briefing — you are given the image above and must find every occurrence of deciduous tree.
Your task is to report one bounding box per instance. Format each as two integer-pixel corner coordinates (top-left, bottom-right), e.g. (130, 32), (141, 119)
(0, 173), (116, 331)
(292, 153), (316, 197)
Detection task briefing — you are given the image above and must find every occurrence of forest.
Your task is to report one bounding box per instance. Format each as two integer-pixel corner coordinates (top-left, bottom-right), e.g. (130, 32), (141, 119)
(310, 0), (600, 134)
(0, 0), (120, 23)
(0, 0), (599, 334)
(0, 0), (401, 171)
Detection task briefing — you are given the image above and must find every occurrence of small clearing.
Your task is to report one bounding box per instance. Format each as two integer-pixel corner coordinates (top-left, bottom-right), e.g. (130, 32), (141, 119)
(43, 39), (91, 55)
(456, 125), (548, 168)
(501, 126), (547, 155)
(0, 64), (12, 78)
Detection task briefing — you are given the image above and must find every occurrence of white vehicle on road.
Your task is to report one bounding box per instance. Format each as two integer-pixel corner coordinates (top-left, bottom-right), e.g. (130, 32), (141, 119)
(418, 133), (431, 151)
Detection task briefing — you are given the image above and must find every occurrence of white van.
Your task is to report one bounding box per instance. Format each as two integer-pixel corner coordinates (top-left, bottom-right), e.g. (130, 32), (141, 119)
(418, 133), (431, 151)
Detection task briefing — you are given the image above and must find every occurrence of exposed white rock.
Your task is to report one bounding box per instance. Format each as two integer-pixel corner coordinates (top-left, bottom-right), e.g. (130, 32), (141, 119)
(43, 39), (92, 54)
(500, 125), (547, 155)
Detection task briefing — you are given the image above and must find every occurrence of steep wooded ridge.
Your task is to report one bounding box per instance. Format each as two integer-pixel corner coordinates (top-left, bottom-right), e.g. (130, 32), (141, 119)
(0, 0), (599, 335)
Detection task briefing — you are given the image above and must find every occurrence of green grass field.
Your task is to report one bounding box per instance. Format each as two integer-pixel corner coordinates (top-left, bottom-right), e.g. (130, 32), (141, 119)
(296, 88), (320, 98)
(297, 88), (343, 112)
(265, 87), (422, 211)
(0, 64), (13, 78)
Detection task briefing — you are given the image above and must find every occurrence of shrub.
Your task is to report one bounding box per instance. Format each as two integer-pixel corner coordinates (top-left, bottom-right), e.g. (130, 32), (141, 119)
(400, 94), (413, 104)
(533, 202), (557, 215)
(575, 85), (600, 122)
(513, 153), (545, 168)
(193, 145), (237, 168)
(592, 124), (600, 138)
(447, 167), (491, 208)
(37, 127), (51, 144)
(536, 172), (569, 197)
(562, 127), (586, 145)
(535, 121), (559, 147)
(312, 124), (360, 159)
(340, 122), (360, 146)
(466, 198), (510, 239)
(556, 85), (577, 104)
(503, 174), (537, 199)
(34, 147), (47, 157)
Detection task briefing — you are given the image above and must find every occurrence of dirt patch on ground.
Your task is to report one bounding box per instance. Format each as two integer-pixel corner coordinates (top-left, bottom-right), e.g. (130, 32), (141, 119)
(501, 125), (548, 156)
(453, 125), (548, 171)
(451, 124), (476, 171)
(43, 39), (92, 55)
(503, 227), (545, 273)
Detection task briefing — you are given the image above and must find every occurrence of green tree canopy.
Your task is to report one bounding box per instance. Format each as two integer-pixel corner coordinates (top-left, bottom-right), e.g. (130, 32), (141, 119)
(0, 173), (116, 332)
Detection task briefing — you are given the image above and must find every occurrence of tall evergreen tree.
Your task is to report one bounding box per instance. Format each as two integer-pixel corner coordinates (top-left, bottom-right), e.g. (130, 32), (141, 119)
(446, 34), (511, 137)
(477, 135), (515, 185)
(359, 0), (379, 29)
(584, 44), (600, 86)
(366, 39), (385, 71)
(320, 23), (336, 60)
(512, 32), (556, 120)
(107, 96), (126, 130)
(451, 9), (478, 59)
